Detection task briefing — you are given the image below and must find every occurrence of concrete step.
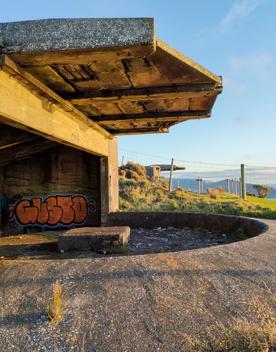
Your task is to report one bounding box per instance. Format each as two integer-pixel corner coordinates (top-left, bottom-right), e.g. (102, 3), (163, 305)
(58, 226), (130, 252)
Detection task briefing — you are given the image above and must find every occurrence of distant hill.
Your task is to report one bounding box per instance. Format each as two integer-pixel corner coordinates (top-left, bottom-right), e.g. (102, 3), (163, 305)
(172, 178), (276, 199)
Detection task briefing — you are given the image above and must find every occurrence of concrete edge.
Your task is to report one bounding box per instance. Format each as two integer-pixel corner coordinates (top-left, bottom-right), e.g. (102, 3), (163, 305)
(0, 18), (155, 53)
(107, 211), (268, 237)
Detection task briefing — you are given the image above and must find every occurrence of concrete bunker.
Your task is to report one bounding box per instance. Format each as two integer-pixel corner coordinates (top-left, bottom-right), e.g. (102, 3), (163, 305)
(0, 18), (222, 241)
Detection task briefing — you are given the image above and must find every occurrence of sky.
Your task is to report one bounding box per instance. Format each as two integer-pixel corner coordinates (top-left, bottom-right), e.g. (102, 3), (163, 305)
(1, 0), (276, 169)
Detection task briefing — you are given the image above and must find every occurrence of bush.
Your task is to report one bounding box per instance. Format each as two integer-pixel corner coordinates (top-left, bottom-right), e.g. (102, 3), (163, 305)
(208, 188), (223, 199)
(253, 184), (271, 198)
(154, 187), (167, 202)
(120, 162), (147, 180)
(125, 169), (141, 181)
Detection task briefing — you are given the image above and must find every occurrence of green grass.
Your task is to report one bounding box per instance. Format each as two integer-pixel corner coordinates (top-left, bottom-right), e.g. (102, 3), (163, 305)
(119, 175), (276, 220)
(247, 196), (276, 210)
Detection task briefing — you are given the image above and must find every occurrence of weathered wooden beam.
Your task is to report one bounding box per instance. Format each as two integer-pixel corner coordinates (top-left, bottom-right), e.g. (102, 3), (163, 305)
(0, 56), (112, 156)
(9, 46), (156, 67)
(0, 125), (36, 150)
(25, 66), (76, 93)
(93, 110), (210, 123)
(156, 39), (223, 85)
(62, 84), (221, 105)
(109, 127), (170, 135)
(99, 115), (209, 126)
(0, 55), (111, 139)
(0, 138), (57, 167)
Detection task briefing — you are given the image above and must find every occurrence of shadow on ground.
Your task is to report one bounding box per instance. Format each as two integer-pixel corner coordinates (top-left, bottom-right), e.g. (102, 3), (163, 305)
(0, 226), (259, 260)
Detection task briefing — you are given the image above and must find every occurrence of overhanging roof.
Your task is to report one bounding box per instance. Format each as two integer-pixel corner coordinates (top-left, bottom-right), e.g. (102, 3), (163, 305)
(0, 18), (222, 135)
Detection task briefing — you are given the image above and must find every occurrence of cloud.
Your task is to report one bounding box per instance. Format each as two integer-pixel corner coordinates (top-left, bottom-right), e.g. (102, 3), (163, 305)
(229, 53), (274, 75)
(192, 0), (264, 44)
(219, 0), (263, 32)
(223, 52), (275, 95)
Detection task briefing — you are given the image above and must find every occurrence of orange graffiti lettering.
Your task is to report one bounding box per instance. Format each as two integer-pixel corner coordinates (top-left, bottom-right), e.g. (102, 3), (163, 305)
(72, 196), (88, 223)
(15, 200), (39, 225)
(13, 195), (90, 227)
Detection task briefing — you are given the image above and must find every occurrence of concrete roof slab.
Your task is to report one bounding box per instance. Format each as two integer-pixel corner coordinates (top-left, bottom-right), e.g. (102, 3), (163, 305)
(0, 18), (154, 54)
(0, 18), (222, 136)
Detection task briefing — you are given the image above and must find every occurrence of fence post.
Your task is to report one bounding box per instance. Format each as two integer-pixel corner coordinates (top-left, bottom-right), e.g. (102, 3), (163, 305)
(196, 177), (202, 195)
(227, 178), (230, 193)
(241, 164), (246, 200)
(235, 178), (238, 195)
(169, 158), (174, 192)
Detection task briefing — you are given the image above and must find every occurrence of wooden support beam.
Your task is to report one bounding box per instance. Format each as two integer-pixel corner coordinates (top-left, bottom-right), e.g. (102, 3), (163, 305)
(93, 110), (210, 123)
(25, 66), (76, 93)
(9, 45), (156, 67)
(0, 125), (36, 150)
(109, 127), (170, 135)
(0, 138), (57, 167)
(99, 115), (207, 126)
(0, 55), (111, 139)
(62, 84), (221, 105)
(156, 39), (223, 85)
(0, 55), (112, 156)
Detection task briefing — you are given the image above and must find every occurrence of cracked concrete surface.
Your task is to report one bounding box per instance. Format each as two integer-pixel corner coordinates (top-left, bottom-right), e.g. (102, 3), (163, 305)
(0, 219), (275, 351)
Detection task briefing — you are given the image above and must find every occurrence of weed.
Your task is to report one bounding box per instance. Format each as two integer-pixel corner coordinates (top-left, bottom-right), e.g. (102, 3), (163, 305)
(47, 281), (62, 325)
(190, 296), (276, 352)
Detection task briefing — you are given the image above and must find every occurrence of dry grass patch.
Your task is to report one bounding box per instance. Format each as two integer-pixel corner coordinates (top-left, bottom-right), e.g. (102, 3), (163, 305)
(47, 281), (63, 325)
(208, 187), (224, 200)
(190, 295), (276, 352)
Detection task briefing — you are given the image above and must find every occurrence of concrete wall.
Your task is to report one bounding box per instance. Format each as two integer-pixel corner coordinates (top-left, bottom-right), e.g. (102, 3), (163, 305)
(0, 145), (102, 234)
(107, 212), (267, 236)
(146, 166), (160, 178)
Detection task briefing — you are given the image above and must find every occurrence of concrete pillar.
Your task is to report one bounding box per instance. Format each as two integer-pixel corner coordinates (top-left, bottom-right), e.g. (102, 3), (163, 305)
(100, 138), (119, 225)
(108, 138), (119, 212)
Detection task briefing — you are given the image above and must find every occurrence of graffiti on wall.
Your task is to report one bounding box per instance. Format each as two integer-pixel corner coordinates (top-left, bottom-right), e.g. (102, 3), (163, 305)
(9, 195), (96, 227)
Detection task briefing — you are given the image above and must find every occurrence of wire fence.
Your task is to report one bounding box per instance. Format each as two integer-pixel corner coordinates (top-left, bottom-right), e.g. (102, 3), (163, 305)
(120, 148), (276, 199)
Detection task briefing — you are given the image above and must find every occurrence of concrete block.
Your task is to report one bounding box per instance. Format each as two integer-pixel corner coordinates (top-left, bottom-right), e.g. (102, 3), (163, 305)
(58, 226), (130, 252)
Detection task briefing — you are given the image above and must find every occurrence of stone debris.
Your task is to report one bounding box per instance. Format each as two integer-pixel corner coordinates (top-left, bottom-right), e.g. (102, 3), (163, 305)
(129, 227), (233, 254)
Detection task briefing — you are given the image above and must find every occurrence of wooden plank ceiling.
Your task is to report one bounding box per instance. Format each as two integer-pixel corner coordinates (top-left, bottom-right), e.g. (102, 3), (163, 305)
(11, 39), (222, 135)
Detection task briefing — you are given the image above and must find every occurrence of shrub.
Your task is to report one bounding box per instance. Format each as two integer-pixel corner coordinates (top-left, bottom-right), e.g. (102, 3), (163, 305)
(120, 162), (147, 180)
(125, 169), (141, 181)
(208, 188), (220, 199)
(253, 184), (271, 198)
